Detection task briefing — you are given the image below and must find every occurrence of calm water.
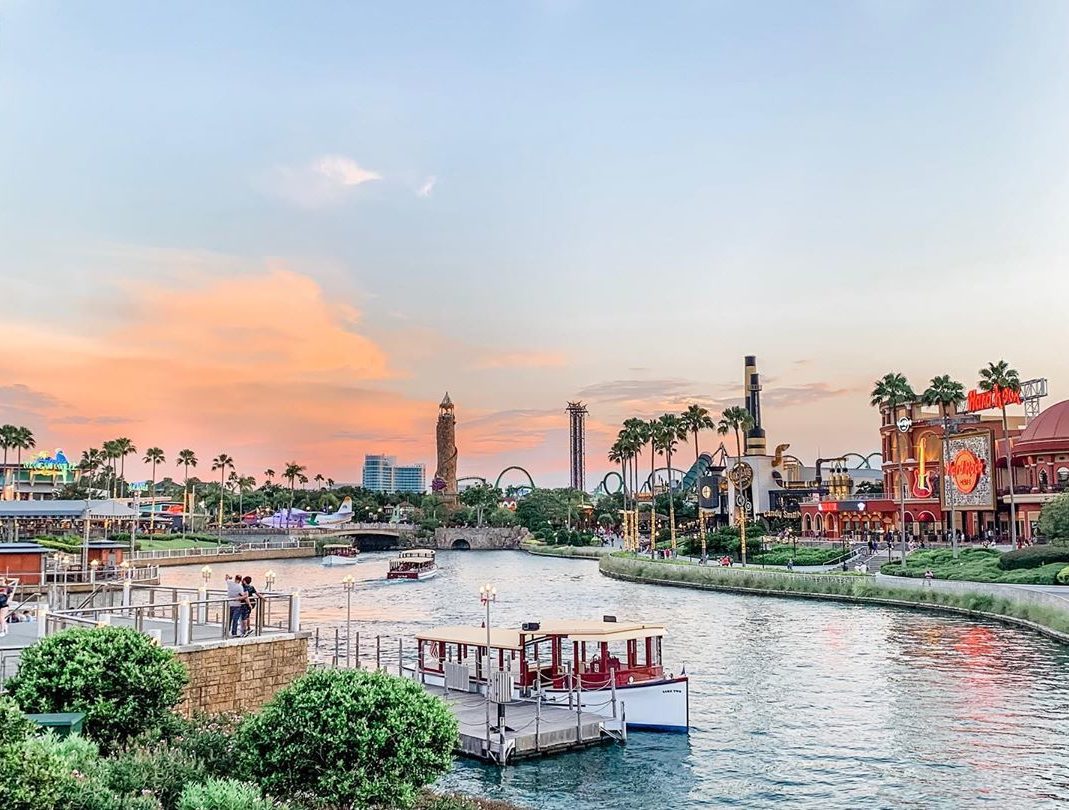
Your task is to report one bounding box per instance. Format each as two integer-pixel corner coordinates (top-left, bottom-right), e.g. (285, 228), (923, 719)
(162, 552), (1069, 809)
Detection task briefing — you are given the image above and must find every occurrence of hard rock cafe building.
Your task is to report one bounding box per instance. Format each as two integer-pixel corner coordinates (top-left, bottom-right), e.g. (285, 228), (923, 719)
(801, 387), (1069, 543)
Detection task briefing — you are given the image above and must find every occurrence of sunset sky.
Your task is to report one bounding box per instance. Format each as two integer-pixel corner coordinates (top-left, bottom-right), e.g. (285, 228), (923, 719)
(2, 1), (1068, 487)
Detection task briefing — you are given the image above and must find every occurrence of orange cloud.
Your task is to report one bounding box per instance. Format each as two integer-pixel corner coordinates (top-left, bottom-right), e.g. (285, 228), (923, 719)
(0, 264), (430, 480)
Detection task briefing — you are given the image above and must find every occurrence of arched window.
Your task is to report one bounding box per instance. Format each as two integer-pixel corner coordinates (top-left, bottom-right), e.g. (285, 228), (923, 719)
(1039, 470), (1049, 490)
(1058, 467), (1069, 486)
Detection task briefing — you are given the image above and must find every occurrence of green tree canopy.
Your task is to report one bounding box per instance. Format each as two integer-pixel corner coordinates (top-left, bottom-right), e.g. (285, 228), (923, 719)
(1040, 493), (1069, 545)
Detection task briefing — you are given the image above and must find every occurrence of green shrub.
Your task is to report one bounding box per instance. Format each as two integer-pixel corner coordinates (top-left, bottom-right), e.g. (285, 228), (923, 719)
(0, 732), (78, 810)
(170, 714), (244, 780)
(998, 546), (1069, 570)
(237, 669), (458, 810)
(751, 545), (845, 566)
(8, 627), (188, 750)
(177, 778), (288, 810)
(0, 694), (36, 740)
(34, 535), (83, 554)
(1059, 566), (1069, 585)
(99, 744), (204, 810)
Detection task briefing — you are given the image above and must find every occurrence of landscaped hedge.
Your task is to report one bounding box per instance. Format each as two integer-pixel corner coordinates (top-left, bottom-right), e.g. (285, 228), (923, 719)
(998, 546), (1069, 570)
(1058, 566), (1069, 585)
(751, 545), (845, 566)
(881, 547), (1069, 585)
(34, 535), (83, 554)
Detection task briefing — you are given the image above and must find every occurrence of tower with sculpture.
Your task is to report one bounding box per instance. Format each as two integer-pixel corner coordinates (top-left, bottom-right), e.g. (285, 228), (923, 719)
(433, 392), (459, 505)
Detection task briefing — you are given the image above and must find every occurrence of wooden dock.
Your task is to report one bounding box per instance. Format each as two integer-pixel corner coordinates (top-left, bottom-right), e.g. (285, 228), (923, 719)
(419, 683), (624, 765)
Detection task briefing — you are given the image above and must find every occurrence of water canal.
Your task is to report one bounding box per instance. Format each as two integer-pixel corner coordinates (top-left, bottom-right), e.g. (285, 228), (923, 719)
(161, 551), (1069, 809)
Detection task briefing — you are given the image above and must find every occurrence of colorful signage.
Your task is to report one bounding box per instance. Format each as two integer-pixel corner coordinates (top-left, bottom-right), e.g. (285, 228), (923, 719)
(966, 386), (1021, 413)
(22, 449), (73, 476)
(946, 449), (985, 494)
(941, 431), (996, 510)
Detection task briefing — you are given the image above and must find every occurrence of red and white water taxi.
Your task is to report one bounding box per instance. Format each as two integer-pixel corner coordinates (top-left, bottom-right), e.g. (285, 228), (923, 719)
(409, 617), (689, 732)
(386, 549), (439, 581)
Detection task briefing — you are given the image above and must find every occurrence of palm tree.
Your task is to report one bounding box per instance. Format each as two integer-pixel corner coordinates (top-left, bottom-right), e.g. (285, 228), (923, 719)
(211, 454), (235, 539)
(979, 360), (1023, 547)
(921, 375), (966, 557)
(110, 437), (136, 497)
(326, 477), (335, 489)
(0, 424), (17, 500)
(283, 462), (307, 528)
(717, 406), (754, 458)
(263, 468), (276, 485)
(102, 439), (120, 498)
(871, 372), (916, 562)
(11, 426), (35, 499)
(235, 475), (256, 521)
(78, 448), (104, 492)
(652, 414), (687, 552)
(143, 447), (166, 534)
(176, 449), (198, 533)
(314, 473), (325, 490)
(680, 404), (715, 468)
(608, 439), (628, 545)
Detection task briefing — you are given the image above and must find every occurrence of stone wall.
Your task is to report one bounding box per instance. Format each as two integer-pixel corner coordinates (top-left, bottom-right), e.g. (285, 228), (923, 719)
(432, 526), (530, 550)
(175, 633), (309, 716)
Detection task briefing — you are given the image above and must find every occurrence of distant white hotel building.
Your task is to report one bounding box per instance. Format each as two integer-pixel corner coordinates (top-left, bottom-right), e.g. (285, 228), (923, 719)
(361, 454), (426, 494)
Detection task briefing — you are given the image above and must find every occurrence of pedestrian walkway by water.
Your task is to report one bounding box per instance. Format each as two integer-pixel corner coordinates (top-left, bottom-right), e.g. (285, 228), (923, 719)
(161, 551), (1069, 809)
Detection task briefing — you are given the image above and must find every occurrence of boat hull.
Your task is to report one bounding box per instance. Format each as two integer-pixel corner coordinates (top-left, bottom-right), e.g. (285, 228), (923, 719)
(409, 669), (688, 732)
(387, 567), (439, 581)
(321, 555), (359, 567)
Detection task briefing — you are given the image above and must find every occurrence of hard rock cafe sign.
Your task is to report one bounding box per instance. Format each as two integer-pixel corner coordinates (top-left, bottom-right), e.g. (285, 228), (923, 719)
(965, 385), (1021, 412)
(946, 449), (985, 495)
(941, 430), (995, 510)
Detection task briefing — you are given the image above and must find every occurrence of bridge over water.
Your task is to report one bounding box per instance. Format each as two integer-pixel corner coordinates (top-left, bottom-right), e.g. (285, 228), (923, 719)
(307, 524), (527, 551)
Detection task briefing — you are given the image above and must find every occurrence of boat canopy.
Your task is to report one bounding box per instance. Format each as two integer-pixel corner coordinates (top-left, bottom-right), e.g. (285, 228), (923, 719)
(417, 625), (525, 651)
(399, 549), (435, 558)
(417, 620), (665, 651)
(322, 544), (354, 550)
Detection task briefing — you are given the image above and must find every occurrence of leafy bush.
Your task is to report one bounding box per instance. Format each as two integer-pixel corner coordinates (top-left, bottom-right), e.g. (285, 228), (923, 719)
(34, 534), (83, 554)
(0, 694), (35, 740)
(1039, 492), (1069, 545)
(751, 545), (844, 566)
(170, 714), (244, 780)
(1058, 566), (1069, 585)
(8, 627), (188, 749)
(99, 744), (205, 810)
(177, 778), (288, 810)
(0, 731), (78, 810)
(998, 546), (1069, 570)
(237, 669), (458, 809)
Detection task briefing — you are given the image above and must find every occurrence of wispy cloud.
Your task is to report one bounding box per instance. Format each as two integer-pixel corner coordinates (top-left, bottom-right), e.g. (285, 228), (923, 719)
(416, 175), (437, 198)
(762, 383), (854, 407)
(0, 384), (63, 412)
(264, 155), (381, 208)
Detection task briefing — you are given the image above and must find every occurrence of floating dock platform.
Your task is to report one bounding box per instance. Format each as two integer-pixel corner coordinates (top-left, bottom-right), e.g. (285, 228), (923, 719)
(419, 683), (624, 765)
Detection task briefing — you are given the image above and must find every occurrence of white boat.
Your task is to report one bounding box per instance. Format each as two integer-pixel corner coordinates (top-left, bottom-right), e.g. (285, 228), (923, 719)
(321, 544), (359, 566)
(387, 549), (438, 581)
(409, 618), (689, 732)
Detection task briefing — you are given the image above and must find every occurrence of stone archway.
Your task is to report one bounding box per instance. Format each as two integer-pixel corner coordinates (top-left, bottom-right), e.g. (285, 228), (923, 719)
(451, 538), (472, 550)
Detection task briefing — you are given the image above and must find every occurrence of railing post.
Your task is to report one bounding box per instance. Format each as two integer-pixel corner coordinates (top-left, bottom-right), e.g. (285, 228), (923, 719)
(398, 638), (403, 676)
(376, 635), (381, 670)
(122, 580), (132, 610)
(355, 631), (360, 669)
(177, 600), (191, 646)
(289, 591), (301, 632)
(198, 586), (208, 624)
(36, 602), (48, 639)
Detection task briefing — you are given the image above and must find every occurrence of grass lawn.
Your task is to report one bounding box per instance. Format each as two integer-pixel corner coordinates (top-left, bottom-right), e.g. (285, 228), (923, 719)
(881, 547), (1068, 585)
(136, 536), (228, 550)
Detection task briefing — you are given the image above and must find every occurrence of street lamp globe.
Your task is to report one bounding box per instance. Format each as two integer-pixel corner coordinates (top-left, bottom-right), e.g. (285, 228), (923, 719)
(200, 565), (212, 585)
(342, 574), (355, 591)
(264, 569), (277, 591)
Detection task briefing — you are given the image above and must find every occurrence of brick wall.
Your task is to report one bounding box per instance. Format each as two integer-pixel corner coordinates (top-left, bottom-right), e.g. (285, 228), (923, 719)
(176, 633), (310, 716)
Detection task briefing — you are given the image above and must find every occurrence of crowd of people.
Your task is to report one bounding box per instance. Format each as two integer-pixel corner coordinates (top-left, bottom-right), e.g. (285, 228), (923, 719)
(225, 573), (260, 637)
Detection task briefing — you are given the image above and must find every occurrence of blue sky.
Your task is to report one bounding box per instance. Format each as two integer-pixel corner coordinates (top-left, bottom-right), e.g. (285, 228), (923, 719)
(2, 1), (1067, 484)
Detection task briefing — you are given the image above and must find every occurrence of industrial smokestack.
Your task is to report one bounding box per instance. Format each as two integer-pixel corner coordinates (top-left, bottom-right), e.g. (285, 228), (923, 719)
(744, 355), (766, 456)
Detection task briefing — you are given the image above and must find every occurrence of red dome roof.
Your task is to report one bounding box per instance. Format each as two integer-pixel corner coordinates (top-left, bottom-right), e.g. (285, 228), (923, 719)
(1016, 399), (1069, 452)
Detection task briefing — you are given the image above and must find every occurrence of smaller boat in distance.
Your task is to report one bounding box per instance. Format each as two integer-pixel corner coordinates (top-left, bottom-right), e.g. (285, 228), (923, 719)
(387, 549), (438, 581)
(321, 544), (360, 566)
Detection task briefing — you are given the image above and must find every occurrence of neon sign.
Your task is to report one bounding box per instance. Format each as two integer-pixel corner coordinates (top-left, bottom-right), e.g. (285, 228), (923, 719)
(946, 449), (985, 494)
(966, 386), (1021, 412)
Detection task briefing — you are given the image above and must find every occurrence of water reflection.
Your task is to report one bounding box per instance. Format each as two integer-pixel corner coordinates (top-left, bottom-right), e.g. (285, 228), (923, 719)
(162, 552), (1069, 809)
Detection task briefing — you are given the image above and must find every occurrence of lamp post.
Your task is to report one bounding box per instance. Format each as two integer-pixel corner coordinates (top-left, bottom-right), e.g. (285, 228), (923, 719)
(200, 565), (212, 586)
(119, 560), (131, 579)
(264, 569), (277, 591)
(479, 583), (497, 754)
(342, 575), (355, 668)
(89, 558), (99, 586)
(896, 414), (912, 565)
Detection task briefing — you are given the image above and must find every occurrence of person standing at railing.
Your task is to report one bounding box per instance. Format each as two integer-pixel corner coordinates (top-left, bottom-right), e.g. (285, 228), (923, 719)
(240, 575), (258, 637)
(226, 574), (246, 637)
(0, 586), (9, 636)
